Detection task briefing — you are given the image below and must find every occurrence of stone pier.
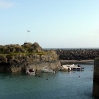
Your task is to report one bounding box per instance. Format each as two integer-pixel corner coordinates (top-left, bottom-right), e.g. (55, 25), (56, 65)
(93, 58), (99, 98)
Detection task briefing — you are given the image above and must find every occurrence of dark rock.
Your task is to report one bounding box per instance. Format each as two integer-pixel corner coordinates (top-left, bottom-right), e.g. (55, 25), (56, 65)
(56, 49), (99, 60)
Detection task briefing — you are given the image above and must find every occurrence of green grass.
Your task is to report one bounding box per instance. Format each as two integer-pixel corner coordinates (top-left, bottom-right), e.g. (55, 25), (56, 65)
(0, 51), (48, 57)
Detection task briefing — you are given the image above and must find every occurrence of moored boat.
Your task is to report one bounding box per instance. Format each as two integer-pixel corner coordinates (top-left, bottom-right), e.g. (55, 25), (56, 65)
(61, 64), (84, 71)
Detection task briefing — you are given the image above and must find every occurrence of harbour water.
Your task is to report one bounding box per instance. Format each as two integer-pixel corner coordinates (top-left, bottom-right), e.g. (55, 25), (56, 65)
(0, 64), (97, 99)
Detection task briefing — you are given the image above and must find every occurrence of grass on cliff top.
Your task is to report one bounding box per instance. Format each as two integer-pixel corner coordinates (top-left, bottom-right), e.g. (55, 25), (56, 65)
(0, 51), (48, 57)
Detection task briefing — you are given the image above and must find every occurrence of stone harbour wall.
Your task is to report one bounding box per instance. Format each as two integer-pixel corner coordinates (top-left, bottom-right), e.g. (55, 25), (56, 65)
(93, 58), (99, 98)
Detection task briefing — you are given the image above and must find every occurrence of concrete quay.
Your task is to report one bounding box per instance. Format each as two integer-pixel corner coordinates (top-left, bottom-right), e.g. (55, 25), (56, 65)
(93, 58), (99, 98)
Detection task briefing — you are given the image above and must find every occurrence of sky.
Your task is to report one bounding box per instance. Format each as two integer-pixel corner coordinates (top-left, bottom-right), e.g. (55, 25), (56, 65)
(0, 0), (99, 48)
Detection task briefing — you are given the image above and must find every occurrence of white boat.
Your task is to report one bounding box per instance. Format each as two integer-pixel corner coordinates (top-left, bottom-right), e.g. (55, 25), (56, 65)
(61, 64), (84, 71)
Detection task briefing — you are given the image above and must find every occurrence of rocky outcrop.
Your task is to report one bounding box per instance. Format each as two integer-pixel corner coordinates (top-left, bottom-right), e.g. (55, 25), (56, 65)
(0, 42), (42, 54)
(26, 61), (60, 71)
(0, 43), (60, 73)
(22, 42), (42, 52)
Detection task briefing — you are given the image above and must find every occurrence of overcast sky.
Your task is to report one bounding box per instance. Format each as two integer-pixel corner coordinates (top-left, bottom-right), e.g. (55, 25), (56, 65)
(0, 0), (99, 48)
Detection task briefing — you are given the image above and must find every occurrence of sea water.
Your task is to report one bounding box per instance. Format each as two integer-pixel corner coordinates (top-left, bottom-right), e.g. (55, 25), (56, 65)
(0, 64), (97, 99)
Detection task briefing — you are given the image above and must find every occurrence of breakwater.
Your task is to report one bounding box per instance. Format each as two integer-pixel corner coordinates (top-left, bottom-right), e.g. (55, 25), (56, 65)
(56, 49), (99, 60)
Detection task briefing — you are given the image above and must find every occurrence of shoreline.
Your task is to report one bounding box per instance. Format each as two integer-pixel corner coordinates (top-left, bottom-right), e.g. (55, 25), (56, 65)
(60, 60), (94, 65)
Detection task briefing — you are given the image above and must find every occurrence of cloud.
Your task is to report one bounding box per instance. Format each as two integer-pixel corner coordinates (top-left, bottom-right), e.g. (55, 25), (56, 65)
(0, 0), (16, 9)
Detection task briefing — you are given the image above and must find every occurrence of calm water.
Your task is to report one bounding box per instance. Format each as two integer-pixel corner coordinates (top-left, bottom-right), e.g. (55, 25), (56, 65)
(0, 64), (97, 99)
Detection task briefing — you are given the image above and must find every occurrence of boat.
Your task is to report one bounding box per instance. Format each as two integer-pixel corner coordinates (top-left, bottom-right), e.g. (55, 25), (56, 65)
(61, 64), (84, 71)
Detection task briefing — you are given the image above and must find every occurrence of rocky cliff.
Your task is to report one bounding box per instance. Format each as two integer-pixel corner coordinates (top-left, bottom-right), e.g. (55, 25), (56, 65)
(0, 42), (61, 73)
